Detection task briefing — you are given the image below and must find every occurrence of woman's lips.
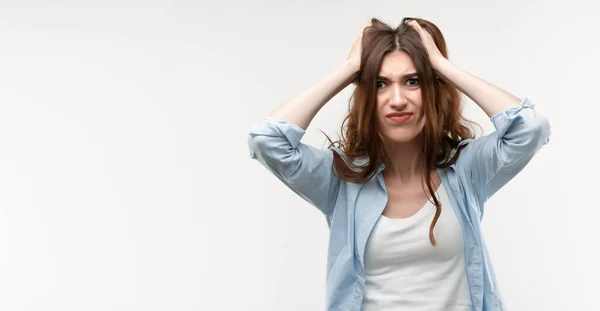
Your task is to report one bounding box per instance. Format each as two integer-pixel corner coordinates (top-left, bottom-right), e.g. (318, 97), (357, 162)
(387, 114), (413, 123)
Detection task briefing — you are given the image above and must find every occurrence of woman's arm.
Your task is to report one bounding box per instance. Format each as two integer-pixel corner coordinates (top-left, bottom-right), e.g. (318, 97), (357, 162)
(432, 58), (521, 117)
(428, 43), (551, 209)
(247, 62), (356, 218)
(434, 59), (551, 212)
(248, 23), (371, 221)
(408, 20), (551, 216)
(268, 61), (357, 129)
(268, 20), (371, 129)
(408, 19), (521, 117)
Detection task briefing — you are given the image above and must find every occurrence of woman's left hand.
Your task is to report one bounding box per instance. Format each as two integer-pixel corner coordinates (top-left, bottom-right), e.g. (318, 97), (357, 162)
(407, 20), (445, 68)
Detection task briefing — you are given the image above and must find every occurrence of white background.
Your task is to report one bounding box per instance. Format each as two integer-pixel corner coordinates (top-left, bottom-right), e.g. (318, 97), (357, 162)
(0, 1), (597, 310)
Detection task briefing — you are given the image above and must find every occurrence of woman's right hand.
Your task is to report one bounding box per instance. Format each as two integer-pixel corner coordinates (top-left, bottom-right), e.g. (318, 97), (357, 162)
(345, 22), (372, 73)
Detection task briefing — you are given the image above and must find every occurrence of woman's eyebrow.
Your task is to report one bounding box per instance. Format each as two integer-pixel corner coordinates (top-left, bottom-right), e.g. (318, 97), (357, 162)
(377, 72), (418, 81)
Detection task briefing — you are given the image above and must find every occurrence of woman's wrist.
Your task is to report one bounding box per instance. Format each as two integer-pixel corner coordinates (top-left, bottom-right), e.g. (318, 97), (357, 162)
(339, 61), (360, 86)
(342, 60), (360, 75)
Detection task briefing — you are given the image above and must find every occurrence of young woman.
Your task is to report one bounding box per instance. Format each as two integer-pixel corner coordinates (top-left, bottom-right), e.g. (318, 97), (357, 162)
(247, 17), (551, 311)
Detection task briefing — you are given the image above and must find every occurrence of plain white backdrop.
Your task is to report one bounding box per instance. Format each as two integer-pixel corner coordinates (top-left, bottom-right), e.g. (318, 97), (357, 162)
(0, 1), (597, 310)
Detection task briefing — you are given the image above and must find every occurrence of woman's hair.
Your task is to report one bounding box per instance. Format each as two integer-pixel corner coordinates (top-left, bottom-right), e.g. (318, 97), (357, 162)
(321, 17), (478, 246)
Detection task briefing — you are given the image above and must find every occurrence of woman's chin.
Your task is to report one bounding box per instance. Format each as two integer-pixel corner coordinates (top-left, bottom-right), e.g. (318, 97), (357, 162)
(381, 131), (420, 144)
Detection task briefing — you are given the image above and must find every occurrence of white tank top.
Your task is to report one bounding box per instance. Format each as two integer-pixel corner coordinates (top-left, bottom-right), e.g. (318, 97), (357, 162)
(361, 182), (472, 311)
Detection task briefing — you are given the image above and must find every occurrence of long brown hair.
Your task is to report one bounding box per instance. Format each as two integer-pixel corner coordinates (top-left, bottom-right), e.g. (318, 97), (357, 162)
(321, 17), (478, 246)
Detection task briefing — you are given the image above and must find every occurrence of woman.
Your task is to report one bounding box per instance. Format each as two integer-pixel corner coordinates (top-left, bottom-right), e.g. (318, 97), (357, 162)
(247, 17), (551, 311)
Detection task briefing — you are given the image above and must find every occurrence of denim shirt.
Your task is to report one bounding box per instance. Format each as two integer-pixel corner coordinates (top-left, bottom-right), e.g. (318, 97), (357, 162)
(247, 97), (551, 311)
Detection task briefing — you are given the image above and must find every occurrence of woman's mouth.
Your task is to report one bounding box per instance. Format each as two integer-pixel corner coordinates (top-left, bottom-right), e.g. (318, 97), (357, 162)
(387, 113), (413, 123)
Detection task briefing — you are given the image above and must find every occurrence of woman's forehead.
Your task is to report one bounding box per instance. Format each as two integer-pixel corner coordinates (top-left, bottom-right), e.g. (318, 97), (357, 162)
(379, 51), (416, 79)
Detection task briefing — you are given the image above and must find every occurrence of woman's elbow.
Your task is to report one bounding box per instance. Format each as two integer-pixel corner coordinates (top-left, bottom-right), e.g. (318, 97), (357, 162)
(500, 110), (551, 160)
(529, 111), (552, 148)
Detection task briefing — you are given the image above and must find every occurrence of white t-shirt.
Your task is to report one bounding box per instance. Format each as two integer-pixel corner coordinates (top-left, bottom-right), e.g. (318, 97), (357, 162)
(361, 182), (472, 311)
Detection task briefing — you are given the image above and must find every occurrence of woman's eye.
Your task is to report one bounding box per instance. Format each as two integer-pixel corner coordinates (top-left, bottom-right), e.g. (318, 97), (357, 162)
(407, 78), (419, 86)
(377, 79), (418, 88)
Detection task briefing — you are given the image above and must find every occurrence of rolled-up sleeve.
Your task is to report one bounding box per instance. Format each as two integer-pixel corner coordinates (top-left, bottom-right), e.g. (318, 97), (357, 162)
(461, 96), (551, 208)
(248, 117), (341, 218)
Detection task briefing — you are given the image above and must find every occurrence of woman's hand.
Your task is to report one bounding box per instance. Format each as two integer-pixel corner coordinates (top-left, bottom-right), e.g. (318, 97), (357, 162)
(407, 20), (445, 69)
(345, 22), (372, 73)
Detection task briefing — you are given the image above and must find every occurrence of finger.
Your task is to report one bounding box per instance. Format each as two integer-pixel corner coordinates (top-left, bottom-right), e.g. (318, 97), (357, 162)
(408, 20), (421, 31)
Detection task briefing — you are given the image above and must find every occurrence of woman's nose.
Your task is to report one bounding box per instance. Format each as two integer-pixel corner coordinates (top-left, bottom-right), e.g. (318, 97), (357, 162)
(390, 85), (407, 107)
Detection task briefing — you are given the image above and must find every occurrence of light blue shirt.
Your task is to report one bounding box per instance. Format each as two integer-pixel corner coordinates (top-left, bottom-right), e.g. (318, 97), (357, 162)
(247, 97), (551, 311)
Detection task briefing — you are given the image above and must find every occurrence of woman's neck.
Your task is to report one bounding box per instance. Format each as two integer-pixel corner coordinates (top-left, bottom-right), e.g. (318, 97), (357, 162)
(381, 136), (425, 185)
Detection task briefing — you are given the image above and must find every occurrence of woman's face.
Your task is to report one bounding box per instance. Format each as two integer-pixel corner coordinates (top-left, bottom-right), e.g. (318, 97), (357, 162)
(375, 50), (426, 144)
